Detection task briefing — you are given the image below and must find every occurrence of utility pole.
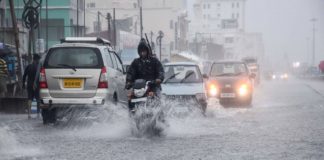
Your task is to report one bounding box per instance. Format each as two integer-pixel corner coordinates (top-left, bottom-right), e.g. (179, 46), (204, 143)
(156, 31), (164, 61)
(106, 13), (111, 41)
(310, 18), (317, 66)
(46, 0), (48, 50)
(113, 8), (116, 49)
(83, 0), (85, 36)
(76, 0), (79, 36)
(138, 0), (143, 38)
(8, 0), (23, 87)
(97, 11), (100, 36)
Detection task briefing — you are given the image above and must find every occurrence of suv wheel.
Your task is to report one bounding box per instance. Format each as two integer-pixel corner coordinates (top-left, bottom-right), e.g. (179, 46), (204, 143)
(113, 93), (118, 105)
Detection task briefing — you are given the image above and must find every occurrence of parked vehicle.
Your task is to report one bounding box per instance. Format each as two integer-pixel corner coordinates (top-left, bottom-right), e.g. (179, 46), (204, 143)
(40, 37), (127, 123)
(206, 61), (254, 106)
(162, 62), (207, 113)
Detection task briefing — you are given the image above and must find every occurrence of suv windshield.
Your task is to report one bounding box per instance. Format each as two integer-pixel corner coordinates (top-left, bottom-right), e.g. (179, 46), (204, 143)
(44, 47), (103, 68)
(210, 62), (248, 77)
(163, 65), (203, 83)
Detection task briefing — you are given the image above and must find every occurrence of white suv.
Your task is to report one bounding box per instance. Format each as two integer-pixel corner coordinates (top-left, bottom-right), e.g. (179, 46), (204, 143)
(40, 37), (127, 123)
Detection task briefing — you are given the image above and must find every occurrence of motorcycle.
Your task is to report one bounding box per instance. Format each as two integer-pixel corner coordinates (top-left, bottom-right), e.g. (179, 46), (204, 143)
(129, 79), (166, 137)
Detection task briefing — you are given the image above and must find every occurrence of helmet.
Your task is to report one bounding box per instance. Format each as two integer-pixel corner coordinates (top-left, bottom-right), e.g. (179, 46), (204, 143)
(137, 38), (150, 56)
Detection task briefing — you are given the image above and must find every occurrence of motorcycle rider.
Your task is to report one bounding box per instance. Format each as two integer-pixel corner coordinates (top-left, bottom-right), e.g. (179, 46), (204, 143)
(125, 38), (164, 112)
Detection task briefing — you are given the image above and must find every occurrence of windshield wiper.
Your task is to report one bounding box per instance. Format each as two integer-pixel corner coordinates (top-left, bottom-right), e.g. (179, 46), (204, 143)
(214, 73), (233, 77)
(164, 72), (180, 83)
(58, 64), (77, 71)
(180, 71), (194, 83)
(234, 72), (245, 76)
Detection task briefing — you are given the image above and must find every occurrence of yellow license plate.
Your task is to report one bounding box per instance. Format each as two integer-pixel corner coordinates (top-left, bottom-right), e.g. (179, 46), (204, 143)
(63, 79), (82, 88)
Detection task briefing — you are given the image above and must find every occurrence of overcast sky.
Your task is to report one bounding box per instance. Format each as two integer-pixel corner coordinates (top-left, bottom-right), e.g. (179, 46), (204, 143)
(245, 0), (324, 66)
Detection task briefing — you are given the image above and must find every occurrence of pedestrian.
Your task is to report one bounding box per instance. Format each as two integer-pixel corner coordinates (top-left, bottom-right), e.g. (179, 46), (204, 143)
(23, 54), (41, 119)
(0, 57), (8, 97)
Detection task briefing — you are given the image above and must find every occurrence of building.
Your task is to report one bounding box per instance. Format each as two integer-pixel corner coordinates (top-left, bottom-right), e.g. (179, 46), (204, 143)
(190, 0), (246, 36)
(84, 0), (187, 60)
(187, 0), (264, 61)
(3, 0), (85, 49)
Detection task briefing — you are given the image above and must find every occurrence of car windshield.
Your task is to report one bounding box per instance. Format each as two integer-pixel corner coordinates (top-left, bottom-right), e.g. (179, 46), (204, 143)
(210, 62), (248, 76)
(120, 48), (139, 62)
(163, 65), (203, 83)
(44, 47), (103, 68)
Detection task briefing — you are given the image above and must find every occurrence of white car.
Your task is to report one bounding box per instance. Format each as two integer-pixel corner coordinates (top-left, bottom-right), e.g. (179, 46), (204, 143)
(161, 62), (207, 112)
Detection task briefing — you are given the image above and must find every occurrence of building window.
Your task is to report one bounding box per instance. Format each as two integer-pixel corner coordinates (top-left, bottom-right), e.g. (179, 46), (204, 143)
(208, 3), (210, 9)
(232, 13), (235, 19)
(203, 15), (206, 19)
(203, 4), (206, 9)
(208, 14), (210, 19)
(218, 3), (221, 7)
(218, 14), (221, 18)
(232, 3), (235, 8)
(225, 37), (234, 43)
(87, 2), (95, 8)
(237, 13), (239, 18)
(170, 20), (173, 29)
(237, 2), (239, 8)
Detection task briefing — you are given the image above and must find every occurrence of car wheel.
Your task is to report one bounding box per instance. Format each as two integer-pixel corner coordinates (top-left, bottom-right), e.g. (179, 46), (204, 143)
(113, 92), (118, 105)
(244, 96), (252, 106)
(219, 99), (227, 106)
(200, 103), (207, 114)
(42, 107), (57, 124)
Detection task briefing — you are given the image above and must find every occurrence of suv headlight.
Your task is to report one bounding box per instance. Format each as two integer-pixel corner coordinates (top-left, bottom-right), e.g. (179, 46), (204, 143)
(134, 88), (146, 97)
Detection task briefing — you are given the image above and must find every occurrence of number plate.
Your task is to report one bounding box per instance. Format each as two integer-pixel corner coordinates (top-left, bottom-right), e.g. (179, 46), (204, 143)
(220, 93), (236, 98)
(63, 79), (82, 88)
(131, 97), (147, 103)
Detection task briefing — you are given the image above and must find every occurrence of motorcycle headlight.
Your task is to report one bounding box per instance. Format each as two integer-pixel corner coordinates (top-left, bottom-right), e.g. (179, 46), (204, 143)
(134, 88), (146, 97)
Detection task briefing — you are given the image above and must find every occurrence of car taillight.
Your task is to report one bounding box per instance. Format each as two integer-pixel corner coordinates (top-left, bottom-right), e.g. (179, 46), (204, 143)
(39, 67), (48, 89)
(98, 67), (108, 88)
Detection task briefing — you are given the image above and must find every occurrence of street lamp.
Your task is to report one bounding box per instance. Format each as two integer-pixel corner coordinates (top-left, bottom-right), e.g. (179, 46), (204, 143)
(310, 18), (317, 66)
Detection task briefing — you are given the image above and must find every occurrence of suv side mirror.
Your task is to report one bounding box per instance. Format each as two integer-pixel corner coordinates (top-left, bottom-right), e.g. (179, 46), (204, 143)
(250, 73), (256, 79)
(202, 74), (209, 79)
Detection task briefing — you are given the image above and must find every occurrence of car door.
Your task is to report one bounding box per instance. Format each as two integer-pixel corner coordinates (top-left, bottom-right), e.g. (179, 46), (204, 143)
(103, 48), (116, 100)
(111, 52), (128, 104)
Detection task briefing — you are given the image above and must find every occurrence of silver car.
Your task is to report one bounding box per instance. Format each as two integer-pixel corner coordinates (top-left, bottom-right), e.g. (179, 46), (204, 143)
(40, 37), (128, 110)
(162, 62), (208, 113)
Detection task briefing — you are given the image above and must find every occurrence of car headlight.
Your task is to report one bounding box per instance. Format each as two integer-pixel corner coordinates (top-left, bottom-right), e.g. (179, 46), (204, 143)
(196, 93), (207, 101)
(238, 84), (249, 96)
(208, 84), (218, 97)
(134, 88), (146, 97)
(272, 75), (276, 79)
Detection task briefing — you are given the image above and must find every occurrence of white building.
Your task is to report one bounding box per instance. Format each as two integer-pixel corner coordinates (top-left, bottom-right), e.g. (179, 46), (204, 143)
(190, 0), (246, 37)
(84, 0), (187, 60)
(188, 0), (264, 61)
